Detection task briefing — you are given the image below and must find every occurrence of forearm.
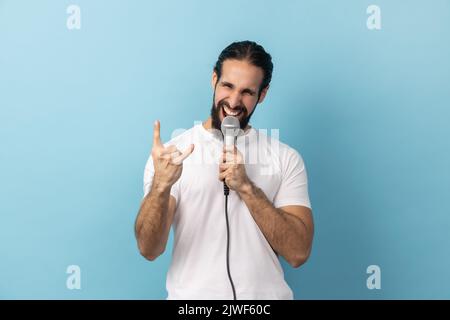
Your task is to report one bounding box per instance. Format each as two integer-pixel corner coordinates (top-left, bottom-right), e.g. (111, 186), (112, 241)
(135, 179), (172, 260)
(238, 181), (311, 266)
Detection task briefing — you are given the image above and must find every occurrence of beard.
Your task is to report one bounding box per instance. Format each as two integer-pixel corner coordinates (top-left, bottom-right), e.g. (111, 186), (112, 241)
(210, 91), (258, 131)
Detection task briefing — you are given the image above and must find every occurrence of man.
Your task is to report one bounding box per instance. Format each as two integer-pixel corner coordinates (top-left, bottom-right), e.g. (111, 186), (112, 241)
(135, 41), (314, 300)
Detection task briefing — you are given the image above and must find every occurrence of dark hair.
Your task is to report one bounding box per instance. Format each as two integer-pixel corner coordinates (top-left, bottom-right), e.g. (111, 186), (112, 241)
(213, 41), (273, 96)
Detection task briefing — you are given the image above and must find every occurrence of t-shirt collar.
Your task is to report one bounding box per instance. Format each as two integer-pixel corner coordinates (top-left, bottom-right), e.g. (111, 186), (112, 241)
(197, 123), (256, 144)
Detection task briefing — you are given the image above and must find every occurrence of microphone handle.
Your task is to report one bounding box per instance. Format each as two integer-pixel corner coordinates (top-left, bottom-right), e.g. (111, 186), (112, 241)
(223, 137), (236, 196)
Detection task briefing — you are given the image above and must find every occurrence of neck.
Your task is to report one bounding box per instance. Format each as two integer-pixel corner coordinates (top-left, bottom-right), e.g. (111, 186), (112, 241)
(202, 117), (251, 132)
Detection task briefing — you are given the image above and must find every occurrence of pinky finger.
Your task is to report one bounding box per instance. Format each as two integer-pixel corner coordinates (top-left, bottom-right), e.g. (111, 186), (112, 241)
(172, 144), (195, 165)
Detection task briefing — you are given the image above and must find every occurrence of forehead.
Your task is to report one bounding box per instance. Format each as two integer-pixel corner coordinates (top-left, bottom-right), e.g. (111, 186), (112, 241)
(220, 59), (264, 89)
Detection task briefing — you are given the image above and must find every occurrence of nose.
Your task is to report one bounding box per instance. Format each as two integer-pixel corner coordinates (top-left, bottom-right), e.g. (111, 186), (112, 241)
(228, 92), (242, 109)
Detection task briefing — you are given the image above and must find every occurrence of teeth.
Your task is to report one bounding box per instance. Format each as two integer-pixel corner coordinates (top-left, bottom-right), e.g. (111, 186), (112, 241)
(223, 105), (242, 117)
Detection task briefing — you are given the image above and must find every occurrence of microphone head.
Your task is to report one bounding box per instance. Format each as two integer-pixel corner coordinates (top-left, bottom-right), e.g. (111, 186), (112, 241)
(221, 116), (240, 137)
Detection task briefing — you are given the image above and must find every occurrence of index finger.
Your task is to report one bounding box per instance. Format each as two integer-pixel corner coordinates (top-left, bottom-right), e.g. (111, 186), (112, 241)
(223, 145), (239, 157)
(153, 120), (163, 148)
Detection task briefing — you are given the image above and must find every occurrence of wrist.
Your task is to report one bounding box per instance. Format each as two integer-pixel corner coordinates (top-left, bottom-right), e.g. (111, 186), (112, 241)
(238, 178), (254, 196)
(152, 176), (173, 193)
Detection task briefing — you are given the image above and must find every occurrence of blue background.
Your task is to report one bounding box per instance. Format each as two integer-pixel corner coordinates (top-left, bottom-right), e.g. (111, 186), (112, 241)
(1, 0), (449, 299)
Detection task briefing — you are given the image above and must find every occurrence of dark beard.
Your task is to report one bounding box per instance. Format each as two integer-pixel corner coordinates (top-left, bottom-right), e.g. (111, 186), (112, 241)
(210, 91), (257, 131)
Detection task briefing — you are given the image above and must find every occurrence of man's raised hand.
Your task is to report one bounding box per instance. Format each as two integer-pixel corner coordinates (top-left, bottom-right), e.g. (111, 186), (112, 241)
(151, 120), (194, 189)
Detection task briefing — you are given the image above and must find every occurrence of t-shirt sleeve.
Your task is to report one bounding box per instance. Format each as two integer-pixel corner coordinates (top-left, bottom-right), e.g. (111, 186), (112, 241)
(143, 154), (180, 203)
(272, 148), (311, 209)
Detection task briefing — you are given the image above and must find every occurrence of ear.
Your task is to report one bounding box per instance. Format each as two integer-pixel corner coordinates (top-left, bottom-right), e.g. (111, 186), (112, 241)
(258, 85), (269, 103)
(211, 71), (218, 90)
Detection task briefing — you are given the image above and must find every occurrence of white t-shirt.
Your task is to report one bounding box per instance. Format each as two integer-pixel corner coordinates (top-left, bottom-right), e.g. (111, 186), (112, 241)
(143, 124), (311, 300)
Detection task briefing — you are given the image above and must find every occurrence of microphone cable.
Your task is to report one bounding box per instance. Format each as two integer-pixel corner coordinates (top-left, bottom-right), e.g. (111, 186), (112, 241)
(224, 183), (237, 300)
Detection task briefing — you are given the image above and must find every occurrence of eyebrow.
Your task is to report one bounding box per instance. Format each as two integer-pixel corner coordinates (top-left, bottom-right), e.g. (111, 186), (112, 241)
(221, 81), (257, 95)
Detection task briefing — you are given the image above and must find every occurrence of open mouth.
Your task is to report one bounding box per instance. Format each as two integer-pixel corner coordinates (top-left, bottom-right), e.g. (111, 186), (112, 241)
(222, 105), (243, 118)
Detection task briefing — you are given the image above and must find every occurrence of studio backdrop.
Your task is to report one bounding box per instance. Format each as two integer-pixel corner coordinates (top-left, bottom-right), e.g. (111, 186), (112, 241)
(1, 0), (449, 299)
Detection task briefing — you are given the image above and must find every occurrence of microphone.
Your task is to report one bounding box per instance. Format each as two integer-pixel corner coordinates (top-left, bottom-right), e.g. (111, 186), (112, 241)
(221, 116), (240, 195)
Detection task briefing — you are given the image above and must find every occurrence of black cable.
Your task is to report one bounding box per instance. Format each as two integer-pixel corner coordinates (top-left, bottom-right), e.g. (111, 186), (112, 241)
(224, 189), (237, 300)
